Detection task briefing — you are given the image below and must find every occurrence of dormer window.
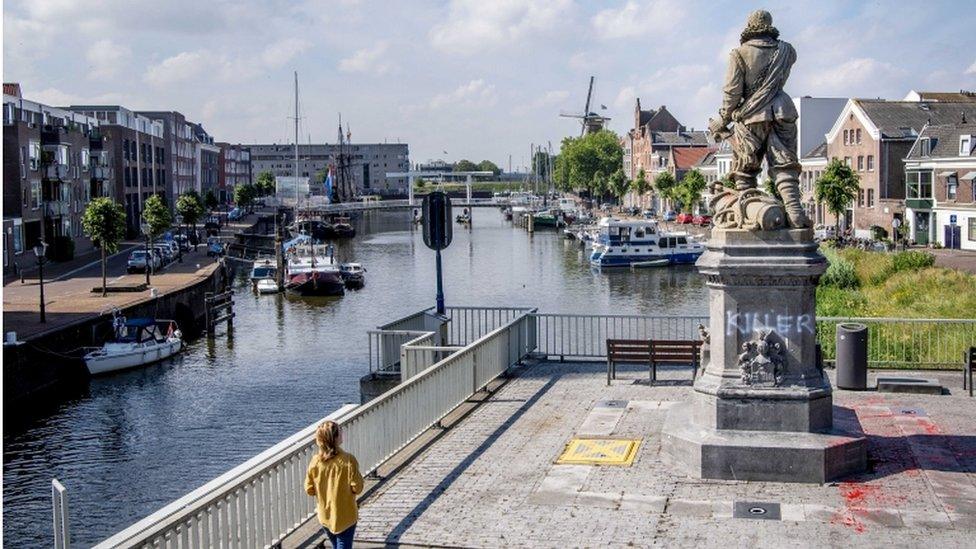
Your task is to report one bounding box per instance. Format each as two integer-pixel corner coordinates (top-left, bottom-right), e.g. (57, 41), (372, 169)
(919, 138), (931, 157)
(961, 135), (973, 156)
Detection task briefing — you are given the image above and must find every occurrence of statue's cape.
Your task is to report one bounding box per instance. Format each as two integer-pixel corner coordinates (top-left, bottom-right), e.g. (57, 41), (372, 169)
(733, 40), (795, 123)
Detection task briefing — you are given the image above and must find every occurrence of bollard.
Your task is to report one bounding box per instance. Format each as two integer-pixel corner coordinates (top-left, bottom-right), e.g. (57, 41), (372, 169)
(5, 332), (17, 344)
(836, 323), (868, 390)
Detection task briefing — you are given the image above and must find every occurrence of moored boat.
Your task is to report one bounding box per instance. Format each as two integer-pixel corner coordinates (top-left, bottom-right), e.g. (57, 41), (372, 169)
(588, 217), (704, 268)
(84, 317), (183, 375)
(339, 262), (366, 289)
(284, 237), (345, 296)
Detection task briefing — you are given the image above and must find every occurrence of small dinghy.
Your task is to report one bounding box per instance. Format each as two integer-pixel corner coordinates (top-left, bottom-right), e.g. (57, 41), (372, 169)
(84, 316), (183, 375)
(256, 278), (280, 294)
(339, 262), (366, 289)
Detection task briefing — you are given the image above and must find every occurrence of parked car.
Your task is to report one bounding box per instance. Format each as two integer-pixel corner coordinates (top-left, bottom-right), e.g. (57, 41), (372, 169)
(228, 208), (244, 221)
(207, 238), (226, 257)
(692, 214), (712, 226)
(662, 211), (677, 222)
(173, 234), (191, 252)
(152, 244), (174, 263)
(127, 250), (152, 273)
(642, 209), (656, 219)
(676, 213), (695, 224)
(204, 218), (221, 236)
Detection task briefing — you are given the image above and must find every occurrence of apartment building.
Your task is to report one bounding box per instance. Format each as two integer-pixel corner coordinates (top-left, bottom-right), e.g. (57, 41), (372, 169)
(217, 143), (251, 204)
(190, 123), (220, 197)
(824, 99), (976, 237)
(800, 142), (831, 227)
(903, 123), (976, 249)
(3, 88), (108, 272)
(137, 111), (196, 200)
(69, 105), (167, 236)
(246, 143), (409, 196)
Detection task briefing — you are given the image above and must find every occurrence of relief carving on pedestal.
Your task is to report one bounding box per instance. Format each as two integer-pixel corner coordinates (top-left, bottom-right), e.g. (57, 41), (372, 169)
(737, 329), (786, 386)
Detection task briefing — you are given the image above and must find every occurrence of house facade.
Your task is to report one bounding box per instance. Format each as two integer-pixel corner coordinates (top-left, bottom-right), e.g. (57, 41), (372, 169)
(903, 123), (976, 249)
(217, 143), (251, 204)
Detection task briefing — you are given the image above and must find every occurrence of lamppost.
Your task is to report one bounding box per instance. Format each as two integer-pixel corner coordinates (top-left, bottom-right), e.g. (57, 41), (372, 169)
(175, 213), (184, 263)
(141, 222), (152, 286)
(33, 240), (48, 323)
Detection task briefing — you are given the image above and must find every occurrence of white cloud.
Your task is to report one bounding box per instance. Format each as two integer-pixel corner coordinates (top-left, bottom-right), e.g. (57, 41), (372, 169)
(144, 51), (212, 85)
(592, 0), (684, 40)
(967, 59), (976, 75)
(86, 39), (131, 79)
(800, 57), (907, 96)
(29, 87), (126, 106)
(339, 42), (392, 75)
(614, 86), (637, 110)
(261, 38), (312, 68)
(429, 0), (572, 55)
(429, 79), (497, 109)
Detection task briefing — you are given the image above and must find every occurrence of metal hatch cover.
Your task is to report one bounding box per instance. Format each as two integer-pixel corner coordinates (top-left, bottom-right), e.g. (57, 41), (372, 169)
(556, 438), (641, 466)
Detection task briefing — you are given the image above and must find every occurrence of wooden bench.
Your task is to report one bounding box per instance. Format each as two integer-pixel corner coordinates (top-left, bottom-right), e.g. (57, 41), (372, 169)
(607, 339), (651, 386)
(606, 339), (702, 385)
(964, 346), (975, 398)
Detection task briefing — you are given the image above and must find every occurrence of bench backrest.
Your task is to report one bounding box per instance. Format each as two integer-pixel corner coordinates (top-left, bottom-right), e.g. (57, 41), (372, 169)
(607, 339), (653, 362)
(650, 339), (702, 365)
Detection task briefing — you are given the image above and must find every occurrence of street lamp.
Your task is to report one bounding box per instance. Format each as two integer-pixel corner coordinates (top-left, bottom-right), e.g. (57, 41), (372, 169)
(141, 222), (152, 286)
(33, 240), (48, 323)
(175, 214), (184, 263)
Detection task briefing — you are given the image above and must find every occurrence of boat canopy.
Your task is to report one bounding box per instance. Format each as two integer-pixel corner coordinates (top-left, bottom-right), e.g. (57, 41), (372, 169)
(282, 234), (311, 252)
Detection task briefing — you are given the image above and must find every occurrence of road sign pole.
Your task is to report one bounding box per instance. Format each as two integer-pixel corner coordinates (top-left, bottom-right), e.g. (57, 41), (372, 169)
(435, 248), (445, 315)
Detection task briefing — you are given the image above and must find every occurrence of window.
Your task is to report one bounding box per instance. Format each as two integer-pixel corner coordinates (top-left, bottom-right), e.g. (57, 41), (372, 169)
(28, 141), (40, 170)
(81, 148), (90, 169)
(947, 175), (958, 200)
(843, 130), (848, 145)
(30, 181), (41, 209)
(857, 189), (864, 207)
(857, 156), (864, 171)
(920, 138), (931, 157)
(962, 135), (973, 156)
(12, 220), (23, 254)
(856, 129), (862, 144)
(844, 157), (852, 167)
(867, 155), (874, 171)
(867, 189), (875, 207)
(906, 170), (933, 198)
(970, 218), (976, 241)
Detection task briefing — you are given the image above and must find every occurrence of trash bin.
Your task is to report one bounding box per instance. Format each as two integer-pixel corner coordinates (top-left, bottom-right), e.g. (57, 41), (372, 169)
(836, 323), (868, 389)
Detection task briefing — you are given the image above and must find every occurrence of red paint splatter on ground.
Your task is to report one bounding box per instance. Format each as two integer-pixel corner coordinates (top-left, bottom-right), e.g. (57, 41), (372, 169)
(829, 511), (867, 534)
(914, 418), (941, 435)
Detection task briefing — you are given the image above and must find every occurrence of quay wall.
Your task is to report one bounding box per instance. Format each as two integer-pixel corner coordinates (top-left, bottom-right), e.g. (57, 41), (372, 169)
(3, 262), (231, 410)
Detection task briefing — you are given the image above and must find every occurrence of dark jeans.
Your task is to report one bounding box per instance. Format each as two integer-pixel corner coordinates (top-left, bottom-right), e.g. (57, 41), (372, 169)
(323, 523), (355, 549)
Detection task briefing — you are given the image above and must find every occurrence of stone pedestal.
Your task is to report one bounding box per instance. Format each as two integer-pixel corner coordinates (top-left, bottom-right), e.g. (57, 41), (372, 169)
(662, 228), (866, 483)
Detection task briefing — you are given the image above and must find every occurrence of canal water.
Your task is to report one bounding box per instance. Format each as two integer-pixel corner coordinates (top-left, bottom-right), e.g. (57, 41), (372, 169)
(3, 210), (707, 545)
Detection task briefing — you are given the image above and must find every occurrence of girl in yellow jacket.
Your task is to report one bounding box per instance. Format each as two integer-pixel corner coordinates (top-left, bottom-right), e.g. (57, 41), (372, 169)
(305, 421), (364, 549)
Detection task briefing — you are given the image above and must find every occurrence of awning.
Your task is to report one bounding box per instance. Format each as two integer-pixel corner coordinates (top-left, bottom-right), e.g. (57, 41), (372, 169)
(960, 171), (976, 180)
(937, 171), (956, 177)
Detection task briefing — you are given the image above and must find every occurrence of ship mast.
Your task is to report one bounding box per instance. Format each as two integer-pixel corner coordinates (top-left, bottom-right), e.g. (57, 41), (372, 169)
(293, 71), (300, 208)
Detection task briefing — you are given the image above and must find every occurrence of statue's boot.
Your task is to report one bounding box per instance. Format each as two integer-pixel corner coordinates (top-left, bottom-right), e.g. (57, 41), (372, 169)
(776, 177), (811, 228)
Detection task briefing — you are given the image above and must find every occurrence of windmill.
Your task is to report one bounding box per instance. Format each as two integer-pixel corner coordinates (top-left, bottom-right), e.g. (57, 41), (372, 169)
(559, 76), (611, 136)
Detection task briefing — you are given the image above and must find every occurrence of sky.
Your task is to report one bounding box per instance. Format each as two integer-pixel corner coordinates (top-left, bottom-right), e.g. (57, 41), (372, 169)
(4, 0), (975, 171)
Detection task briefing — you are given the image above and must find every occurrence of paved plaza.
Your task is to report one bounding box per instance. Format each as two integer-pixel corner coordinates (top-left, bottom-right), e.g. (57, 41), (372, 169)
(350, 361), (976, 548)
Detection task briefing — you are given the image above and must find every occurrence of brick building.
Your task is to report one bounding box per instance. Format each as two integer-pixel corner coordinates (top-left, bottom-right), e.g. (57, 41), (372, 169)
(137, 111), (196, 200)
(217, 143), (251, 204)
(69, 105), (167, 236)
(903, 123), (976, 249)
(247, 143), (409, 196)
(824, 99), (976, 237)
(4, 88), (107, 273)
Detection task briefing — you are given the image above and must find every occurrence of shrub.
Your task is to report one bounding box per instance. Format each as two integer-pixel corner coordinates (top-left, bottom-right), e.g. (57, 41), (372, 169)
(891, 250), (935, 274)
(819, 247), (859, 289)
(870, 225), (888, 240)
(816, 287), (867, 317)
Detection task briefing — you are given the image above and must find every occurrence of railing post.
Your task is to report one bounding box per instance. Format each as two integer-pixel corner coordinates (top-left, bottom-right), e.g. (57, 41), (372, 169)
(52, 478), (70, 549)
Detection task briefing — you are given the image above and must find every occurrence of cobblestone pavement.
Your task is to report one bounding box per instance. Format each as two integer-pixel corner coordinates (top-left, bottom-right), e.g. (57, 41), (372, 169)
(356, 361), (976, 548)
(929, 248), (976, 274)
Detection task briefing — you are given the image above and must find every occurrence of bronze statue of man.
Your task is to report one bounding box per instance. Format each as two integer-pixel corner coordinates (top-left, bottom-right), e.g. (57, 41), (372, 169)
(709, 10), (810, 228)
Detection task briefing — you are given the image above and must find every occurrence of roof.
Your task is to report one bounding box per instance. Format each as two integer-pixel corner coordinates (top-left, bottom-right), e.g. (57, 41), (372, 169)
(650, 130), (709, 146)
(856, 100), (976, 139)
(3, 83), (22, 97)
(906, 90), (976, 103)
(693, 150), (717, 168)
(802, 141), (828, 159)
(905, 123), (976, 160)
(638, 108), (657, 126)
(673, 147), (716, 170)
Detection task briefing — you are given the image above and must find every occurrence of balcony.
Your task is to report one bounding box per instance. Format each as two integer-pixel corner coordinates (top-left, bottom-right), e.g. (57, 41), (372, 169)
(89, 130), (105, 151)
(44, 201), (70, 217)
(40, 124), (69, 146)
(91, 165), (110, 180)
(43, 163), (69, 181)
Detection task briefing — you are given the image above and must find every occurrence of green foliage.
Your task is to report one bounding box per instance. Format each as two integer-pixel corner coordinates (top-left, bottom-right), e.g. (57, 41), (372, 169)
(814, 159), (860, 231)
(653, 171), (677, 202)
(869, 225), (888, 240)
(532, 150), (551, 180)
(204, 190), (219, 211)
(414, 178), (426, 189)
(591, 170), (608, 198)
(608, 169), (629, 202)
(816, 286), (867, 316)
(631, 168), (651, 197)
(176, 191), (205, 227)
(762, 177), (781, 200)
(234, 183), (257, 210)
(721, 176), (735, 189)
(891, 250), (935, 273)
(256, 171), (276, 196)
(454, 159), (478, 172)
(477, 160), (502, 176)
(553, 130), (623, 194)
(82, 197), (127, 254)
(142, 194), (172, 238)
(675, 169), (707, 213)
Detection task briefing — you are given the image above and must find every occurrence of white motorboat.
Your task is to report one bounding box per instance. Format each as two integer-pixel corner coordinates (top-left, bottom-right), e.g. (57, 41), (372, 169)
(588, 217), (704, 268)
(256, 278), (280, 294)
(84, 317), (183, 375)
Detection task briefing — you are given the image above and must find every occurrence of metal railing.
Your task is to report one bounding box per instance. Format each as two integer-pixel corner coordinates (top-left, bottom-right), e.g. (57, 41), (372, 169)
(367, 330), (434, 373)
(401, 345), (460, 380)
(817, 317), (976, 369)
(52, 479), (70, 549)
(96, 310), (537, 548)
(443, 306), (535, 346)
(533, 313), (708, 359)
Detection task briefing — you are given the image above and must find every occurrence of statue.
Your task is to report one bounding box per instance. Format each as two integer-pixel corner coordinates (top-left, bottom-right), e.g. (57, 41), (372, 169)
(737, 329), (786, 386)
(708, 10), (810, 230)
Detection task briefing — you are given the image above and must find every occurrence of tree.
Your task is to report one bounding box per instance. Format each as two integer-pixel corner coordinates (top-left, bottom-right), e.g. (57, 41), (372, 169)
(654, 171), (677, 210)
(815, 159), (860, 234)
(414, 178), (427, 189)
(177, 191), (206, 248)
(608, 169), (629, 205)
(234, 183), (256, 212)
(631, 168), (651, 208)
(532, 150), (551, 181)
(553, 130), (624, 196)
(204, 190), (218, 212)
(477, 160), (501, 177)
(762, 177), (781, 201)
(591, 170), (608, 201)
(142, 194), (172, 238)
(82, 198), (126, 297)
(256, 171), (276, 196)
(675, 169), (708, 214)
(454, 159), (478, 172)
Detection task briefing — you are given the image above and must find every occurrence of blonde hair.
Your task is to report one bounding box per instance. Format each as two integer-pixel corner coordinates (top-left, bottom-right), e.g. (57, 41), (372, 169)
(315, 421), (341, 461)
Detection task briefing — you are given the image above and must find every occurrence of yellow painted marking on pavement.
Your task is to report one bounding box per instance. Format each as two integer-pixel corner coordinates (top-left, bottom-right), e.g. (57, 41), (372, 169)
(556, 438), (641, 466)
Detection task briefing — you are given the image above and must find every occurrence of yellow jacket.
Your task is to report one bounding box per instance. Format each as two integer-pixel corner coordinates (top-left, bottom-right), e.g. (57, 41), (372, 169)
(305, 449), (364, 534)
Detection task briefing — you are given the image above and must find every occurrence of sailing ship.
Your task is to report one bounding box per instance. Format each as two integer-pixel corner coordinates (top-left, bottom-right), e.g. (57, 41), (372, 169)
(283, 235), (345, 296)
